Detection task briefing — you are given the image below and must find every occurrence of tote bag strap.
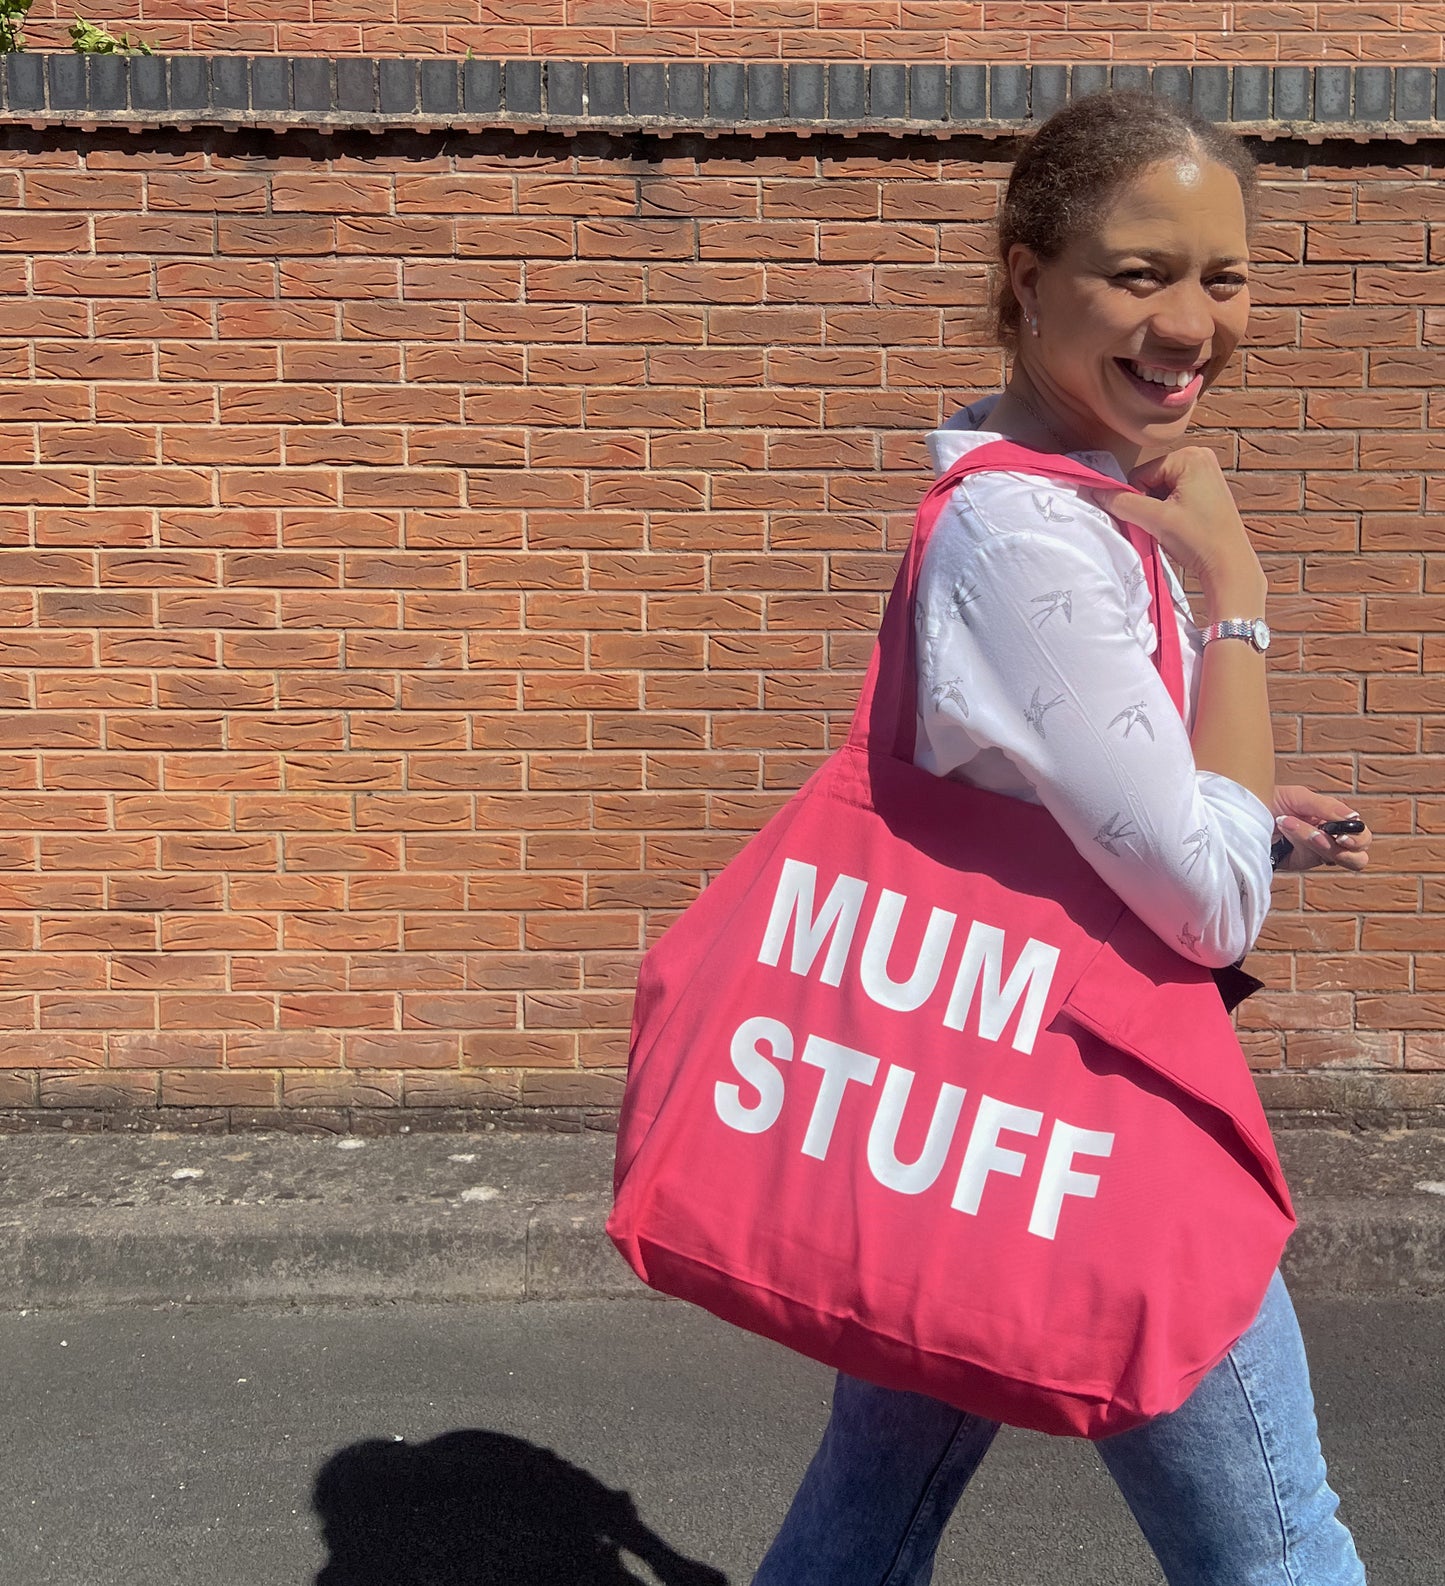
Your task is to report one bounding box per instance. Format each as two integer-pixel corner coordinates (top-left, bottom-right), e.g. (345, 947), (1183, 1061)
(850, 439), (1188, 762)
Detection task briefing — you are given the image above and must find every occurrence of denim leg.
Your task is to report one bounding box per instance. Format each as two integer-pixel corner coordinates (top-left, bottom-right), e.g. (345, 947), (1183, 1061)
(752, 1373), (1001, 1586)
(1095, 1271), (1367, 1586)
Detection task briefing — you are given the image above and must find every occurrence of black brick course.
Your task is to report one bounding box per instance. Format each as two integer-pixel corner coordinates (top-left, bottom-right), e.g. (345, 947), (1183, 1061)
(0, 55), (1438, 135)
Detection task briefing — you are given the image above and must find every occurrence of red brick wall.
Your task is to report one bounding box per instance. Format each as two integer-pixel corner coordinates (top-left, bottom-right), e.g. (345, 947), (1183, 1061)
(14, 3), (1445, 64)
(0, 129), (1440, 1125)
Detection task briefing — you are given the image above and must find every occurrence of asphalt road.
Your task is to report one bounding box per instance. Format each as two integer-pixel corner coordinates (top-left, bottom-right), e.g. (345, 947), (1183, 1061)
(0, 1294), (1437, 1586)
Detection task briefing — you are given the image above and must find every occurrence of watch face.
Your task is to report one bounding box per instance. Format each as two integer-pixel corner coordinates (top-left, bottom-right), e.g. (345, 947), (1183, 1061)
(1251, 618), (1271, 651)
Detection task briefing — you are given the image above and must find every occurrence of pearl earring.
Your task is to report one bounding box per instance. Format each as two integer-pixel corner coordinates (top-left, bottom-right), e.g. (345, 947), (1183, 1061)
(1028, 313), (1040, 337)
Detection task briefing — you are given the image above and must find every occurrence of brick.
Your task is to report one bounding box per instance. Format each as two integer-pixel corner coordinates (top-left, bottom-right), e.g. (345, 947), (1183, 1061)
(156, 993), (276, 1031)
(1308, 222), (1427, 264)
(162, 1070), (279, 1108)
(405, 1070), (524, 1104)
(521, 1070), (625, 1108)
(103, 1029), (222, 1069)
(221, 1031), (341, 1069)
(1358, 182), (1445, 224)
(346, 1032), (459, 1068)
(111, 952), (226, 992)
(39, 1072), (154, 1106)
(1301, 307), (1418, 348)
(158, 914), (277, 952)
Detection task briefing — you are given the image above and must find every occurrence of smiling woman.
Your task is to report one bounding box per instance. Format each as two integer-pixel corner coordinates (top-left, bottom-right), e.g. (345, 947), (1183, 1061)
(911, 101), (1286, 974)
(748, 90), (1373, 1586)
(1001, 150), (1251, 446)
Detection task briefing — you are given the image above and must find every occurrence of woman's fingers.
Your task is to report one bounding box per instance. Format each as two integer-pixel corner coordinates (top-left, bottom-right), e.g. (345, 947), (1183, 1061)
(1097, 448), (1259, 595)
(1275, 813), (1371, 872)
(1270, 782), (1355, 826)
(1093, 487), (1171, 532)
(1123, 453), (1184, 497)
(1270, 787), (1371, 872)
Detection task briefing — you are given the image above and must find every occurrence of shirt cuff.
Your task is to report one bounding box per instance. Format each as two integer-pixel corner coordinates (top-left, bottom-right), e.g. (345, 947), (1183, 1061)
(1196, 769), (1276, 844)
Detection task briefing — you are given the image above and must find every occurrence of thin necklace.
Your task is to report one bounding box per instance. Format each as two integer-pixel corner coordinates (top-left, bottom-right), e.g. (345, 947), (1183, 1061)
(1009, 384), (1075, 455)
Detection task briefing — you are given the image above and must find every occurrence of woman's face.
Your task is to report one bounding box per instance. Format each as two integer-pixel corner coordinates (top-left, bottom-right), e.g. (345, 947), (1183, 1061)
(1009, 155), (1251, 460)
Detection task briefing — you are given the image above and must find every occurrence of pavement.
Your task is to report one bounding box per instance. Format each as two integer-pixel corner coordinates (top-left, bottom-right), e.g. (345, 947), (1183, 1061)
(2, 1123), (1445, 1306)
(2, 1292), (1440, 1585)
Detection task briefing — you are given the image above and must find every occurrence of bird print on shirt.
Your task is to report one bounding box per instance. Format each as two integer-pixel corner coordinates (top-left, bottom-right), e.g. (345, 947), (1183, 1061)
(915, 592), (948, 651)
(1109, 701), (1155, 741)
(1095, 812), (1137, 856)
(1178, 922), (1200, 953)
(1031, 491), (1074, 524)
(1120, 562), (1148, 637)
(932, 677), (970, 719)
(914, 604), (949, 689)
(1024, 687), (1065, 739)
(1030, 589), (1074, 627)
(1182, 827), (1212, 875)
(950, 581), (981, 624)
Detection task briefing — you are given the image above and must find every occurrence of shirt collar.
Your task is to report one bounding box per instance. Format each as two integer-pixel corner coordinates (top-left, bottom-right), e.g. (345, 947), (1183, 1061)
(925, 394), (1128, 486)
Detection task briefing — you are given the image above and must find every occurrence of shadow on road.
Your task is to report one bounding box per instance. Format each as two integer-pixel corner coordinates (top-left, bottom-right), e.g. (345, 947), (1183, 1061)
(312, 1428), (730, 1586)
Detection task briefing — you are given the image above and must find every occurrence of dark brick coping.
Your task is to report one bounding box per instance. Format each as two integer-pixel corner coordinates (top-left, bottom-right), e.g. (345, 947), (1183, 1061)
(1, 55), (1443, 138)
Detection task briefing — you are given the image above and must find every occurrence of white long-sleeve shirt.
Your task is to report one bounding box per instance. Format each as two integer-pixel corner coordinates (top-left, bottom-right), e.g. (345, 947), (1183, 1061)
(913, 397), (1275, 969)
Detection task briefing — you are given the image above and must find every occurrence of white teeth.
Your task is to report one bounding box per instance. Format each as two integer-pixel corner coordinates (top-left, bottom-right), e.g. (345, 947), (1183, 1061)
(1127, 361), (1200, 390)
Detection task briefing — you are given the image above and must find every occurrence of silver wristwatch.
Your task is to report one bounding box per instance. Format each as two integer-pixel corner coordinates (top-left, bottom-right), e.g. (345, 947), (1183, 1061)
(1201, 617), (1271, 654)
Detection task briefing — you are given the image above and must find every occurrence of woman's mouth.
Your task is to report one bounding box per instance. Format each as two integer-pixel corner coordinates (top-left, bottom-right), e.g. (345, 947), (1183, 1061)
(1115, 358), (1205, 408)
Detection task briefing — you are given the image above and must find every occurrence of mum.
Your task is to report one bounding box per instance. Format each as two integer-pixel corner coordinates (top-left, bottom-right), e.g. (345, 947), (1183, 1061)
(756, 857), (1061, 1055)
(751, 88), (1374, 1586)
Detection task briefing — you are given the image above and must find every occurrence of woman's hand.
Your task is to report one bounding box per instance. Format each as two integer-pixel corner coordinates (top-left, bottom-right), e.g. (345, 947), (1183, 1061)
(1096, 446), (1265, 611)
(1271, 784), (1372, 874)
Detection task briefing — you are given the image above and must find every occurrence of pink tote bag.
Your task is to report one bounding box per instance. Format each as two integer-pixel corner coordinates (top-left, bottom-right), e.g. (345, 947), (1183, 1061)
(608, 442), (1294, 1439)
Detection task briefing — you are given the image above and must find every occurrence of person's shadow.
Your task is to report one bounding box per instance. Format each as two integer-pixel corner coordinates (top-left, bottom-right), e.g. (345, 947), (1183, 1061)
(312, 1428), (731, 1585)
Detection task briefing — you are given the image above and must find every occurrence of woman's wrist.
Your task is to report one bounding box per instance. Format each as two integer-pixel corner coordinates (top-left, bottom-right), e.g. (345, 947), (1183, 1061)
(1199, 564), (1268, 621)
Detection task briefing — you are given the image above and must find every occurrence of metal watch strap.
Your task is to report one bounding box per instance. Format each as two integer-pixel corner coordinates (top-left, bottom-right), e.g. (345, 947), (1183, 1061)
(1201, 617), (1270, 652)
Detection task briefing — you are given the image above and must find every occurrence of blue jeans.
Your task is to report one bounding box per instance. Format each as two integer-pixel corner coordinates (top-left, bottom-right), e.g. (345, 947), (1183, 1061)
(753, 1272), (1365, 1586)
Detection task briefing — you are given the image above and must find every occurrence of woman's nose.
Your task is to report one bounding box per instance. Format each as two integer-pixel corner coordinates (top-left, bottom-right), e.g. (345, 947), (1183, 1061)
(1149, 280), (1218, 345)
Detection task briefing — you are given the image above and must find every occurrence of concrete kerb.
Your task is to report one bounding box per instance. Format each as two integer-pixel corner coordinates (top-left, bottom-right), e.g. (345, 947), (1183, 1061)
(0, 1129), (1442, 1308)
(0, 1128), (632, 1309)
(0, 1202), (630, 1309)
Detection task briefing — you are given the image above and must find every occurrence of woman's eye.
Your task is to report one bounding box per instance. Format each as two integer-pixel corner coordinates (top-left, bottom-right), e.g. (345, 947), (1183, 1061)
(1114, 269), (1160, 286)
(1208, 274), (1248, 295)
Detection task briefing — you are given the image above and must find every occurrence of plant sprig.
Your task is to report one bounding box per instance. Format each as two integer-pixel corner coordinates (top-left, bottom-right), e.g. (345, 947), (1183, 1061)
(70, 15), (154, 53)
(0, 0), (34, 53)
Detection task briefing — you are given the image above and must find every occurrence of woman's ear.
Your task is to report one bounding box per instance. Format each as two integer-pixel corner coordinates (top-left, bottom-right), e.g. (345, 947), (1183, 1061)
(1007, 243), (1042, 330)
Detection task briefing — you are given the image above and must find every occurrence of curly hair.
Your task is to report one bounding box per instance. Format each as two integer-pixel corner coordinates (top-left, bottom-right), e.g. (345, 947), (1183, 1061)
(994, 90), (1258, 349)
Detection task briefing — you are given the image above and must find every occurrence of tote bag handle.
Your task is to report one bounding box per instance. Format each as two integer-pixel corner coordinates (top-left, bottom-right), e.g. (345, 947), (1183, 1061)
(848, 440), (1187, 763)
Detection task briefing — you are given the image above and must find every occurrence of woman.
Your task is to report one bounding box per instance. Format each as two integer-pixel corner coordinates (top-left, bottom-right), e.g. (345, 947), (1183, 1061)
(751, 91), (1373, 1586)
